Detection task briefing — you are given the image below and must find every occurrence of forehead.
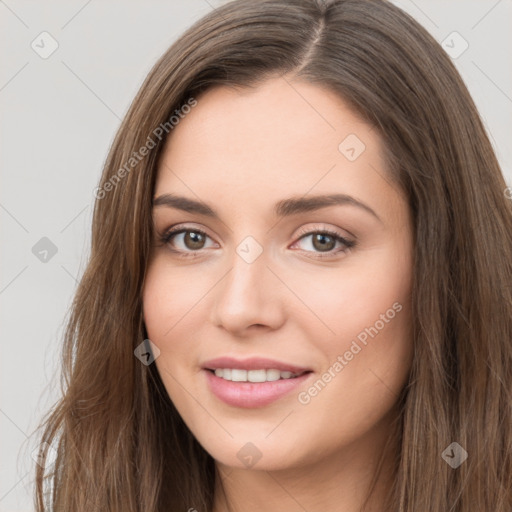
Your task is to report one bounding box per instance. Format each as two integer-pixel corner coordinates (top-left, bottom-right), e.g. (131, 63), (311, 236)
(154, 77), (402, 222)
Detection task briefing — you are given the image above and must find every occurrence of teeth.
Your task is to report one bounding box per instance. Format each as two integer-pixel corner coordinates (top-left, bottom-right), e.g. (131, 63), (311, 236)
(231, 369), (247, 382)
(266, 369), (281, 381)
(212, 368), (302, 382)
(247, 369), (266, 382)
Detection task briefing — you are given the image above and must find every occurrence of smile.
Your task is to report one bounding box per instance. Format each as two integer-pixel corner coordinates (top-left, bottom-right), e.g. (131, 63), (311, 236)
(203, 369), (312, 408)
(210, 368), (306, 382)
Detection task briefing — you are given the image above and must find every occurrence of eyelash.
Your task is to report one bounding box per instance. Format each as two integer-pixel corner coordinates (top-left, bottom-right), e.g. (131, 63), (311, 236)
(158, 225), (356, 260)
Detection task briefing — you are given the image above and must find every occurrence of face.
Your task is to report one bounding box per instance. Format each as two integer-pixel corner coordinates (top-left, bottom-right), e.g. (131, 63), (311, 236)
(142, 76), (414, 472)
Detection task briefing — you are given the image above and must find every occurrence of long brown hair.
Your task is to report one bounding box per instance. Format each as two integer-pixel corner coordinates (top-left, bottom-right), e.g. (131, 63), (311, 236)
(34, 0), (512, 510)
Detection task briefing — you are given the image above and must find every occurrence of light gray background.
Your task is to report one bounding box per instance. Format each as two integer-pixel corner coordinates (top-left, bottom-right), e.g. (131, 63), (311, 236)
(1, 1), (511, 510)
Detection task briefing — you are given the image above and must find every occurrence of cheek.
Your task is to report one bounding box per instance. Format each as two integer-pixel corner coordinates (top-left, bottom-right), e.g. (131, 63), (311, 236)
(290, 246), (413, 431)
(290, 245), (413, 404)
(142, 259), (210, 340)
(142, 263), (194, 392)
(289, 245), (412, 345)
(142, 259), (210, 397)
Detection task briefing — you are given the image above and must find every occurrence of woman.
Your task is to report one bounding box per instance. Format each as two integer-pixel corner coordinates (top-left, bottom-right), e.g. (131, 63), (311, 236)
(34, 0), (512, 510)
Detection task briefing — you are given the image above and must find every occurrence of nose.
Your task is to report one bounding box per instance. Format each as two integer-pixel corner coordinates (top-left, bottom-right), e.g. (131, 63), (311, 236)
(209, 245), (286, 336)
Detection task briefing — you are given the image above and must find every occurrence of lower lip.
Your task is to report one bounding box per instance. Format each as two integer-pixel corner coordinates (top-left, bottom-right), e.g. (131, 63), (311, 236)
(204, 369), (312, 408)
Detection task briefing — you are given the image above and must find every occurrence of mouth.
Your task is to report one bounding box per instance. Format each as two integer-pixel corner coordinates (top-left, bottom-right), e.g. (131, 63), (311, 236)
(205, 368), (311, 382)
(201, 356), (314, 408)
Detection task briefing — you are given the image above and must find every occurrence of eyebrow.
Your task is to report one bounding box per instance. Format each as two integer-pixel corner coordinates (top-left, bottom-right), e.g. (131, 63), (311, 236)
(152, 193), (382, 223)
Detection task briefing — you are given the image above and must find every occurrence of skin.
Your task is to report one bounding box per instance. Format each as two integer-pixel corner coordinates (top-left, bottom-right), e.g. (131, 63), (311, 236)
(142, 75), (414, 512)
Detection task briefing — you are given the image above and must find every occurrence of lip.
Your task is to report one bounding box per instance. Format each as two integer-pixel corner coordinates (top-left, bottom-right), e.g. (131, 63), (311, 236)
(201, 357), (313, 408)
(204, 369), (312, 408)
(201, 356), (312, 374)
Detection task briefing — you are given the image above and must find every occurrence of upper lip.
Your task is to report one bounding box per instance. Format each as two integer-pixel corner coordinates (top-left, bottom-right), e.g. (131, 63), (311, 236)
(202, 356), (312, 374)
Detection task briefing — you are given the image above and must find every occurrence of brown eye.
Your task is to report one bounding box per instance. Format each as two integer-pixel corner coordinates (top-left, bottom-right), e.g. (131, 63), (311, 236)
(183, 231), (206, 250)
(293, 229), (355, 259)
(160, 228), (215, 253)
(311, 233), (336, 252)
